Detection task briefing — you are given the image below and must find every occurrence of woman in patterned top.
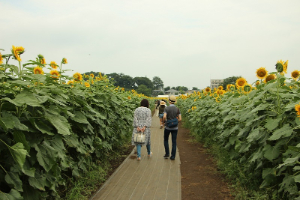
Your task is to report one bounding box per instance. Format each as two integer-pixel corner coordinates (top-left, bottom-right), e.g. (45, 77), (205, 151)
(132, 99), (152, 161)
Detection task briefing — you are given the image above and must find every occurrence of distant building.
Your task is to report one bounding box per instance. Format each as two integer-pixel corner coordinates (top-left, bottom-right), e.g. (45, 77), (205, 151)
(186, 90), (199, 94)
(210, 79), (224, 90)
(165, 89), (179, 95)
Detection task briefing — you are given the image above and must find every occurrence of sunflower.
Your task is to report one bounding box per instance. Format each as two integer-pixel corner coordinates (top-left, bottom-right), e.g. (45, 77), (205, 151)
(90, 74), (95, 78)
(215, 97), (221, 103)
(50, 70), (60, 79)
(73, 72), (83, 81)
(219, 90), (225, 95)
(62, 58), (68, 64)
(264, 74), (276, 83)
(275, 60), (284, 74)
(283, 60), (288, 74)
(0, 53), (3, 64)
(218, 86), (223, 90)
(67, 80), (74, 85)
(11, 45), (25, 61)
(50, 61), (58, 69)
(291, 70), (300, 80)
(128, 96), (131, 100)
(256, 67), (268, 79)
(205, 87), (211, 93)
(40, 58), (46, 65)
(84, 82), (90, 88)
(243, 84), (252, 93)
(295, 103), (300, 117)
(33, 66), (44, 74)
(226, 84), (232, 91)
(256, 81), (260, 85)
(236, 77), (247, 88)
(213, 92), (219, 98)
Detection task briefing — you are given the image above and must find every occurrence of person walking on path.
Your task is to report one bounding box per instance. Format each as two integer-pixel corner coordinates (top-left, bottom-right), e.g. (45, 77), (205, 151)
(163, 95), (181, 160)
(132, 99), (152, 161)
(158, 101), (166, 129)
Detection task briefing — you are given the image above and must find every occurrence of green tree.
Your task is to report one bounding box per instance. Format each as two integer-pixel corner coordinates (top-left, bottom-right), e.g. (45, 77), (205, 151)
(222, 76), (240, 89)
(175, 86), (188, 92)
(164, 86), (170, 91)
(106, 73), (134, 89)
(133, 77), (153, 90)
(192, 87), (199, 90)
(137, 84), (152, 96)
(152, 76), (164, 90)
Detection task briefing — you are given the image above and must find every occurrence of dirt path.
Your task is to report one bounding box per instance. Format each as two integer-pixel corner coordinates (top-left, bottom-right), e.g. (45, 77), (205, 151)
(177, 123), (234, 200)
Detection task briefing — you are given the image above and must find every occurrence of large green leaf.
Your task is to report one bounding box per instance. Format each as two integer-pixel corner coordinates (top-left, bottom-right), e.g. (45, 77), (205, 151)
(13, 131), (30, 152)
(263, 144), (280, 161)
(33, 142), (56, 172)
(246, 128), (260, 142)
(45, 112), (71, 135)
(13, 91), (41, 107)
(5, 172), (23, 192)
(262, 168), (276, 179)
(1, 112), (28, 131)
(71, 111), (89, 124)
(278, 156), (300, 168)
(0, 189), (23, 200)
(268, 124), (293, 141)
(28, 171), (46, 191)
(265, 116), (281, 131)
(33, 119), (54, 135)
(9, 143), (28, 168)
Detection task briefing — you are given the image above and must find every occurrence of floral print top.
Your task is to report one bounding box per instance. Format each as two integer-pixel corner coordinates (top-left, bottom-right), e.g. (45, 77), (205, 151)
(132, 107), (152, 145)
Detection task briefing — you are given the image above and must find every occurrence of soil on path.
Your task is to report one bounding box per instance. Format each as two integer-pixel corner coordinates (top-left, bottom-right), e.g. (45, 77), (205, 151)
(177, 123), (234, 200)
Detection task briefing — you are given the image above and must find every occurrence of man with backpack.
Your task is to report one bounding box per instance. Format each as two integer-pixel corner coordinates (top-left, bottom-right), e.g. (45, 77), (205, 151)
(162, 95), (181, 160)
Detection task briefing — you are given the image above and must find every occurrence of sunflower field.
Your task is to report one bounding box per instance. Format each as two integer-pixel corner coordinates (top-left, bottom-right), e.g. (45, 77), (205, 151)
(0, 46), (152, 199)
(177, 61), (300, 199)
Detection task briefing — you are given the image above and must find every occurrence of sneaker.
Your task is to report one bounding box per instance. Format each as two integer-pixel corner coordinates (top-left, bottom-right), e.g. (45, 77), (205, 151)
(137, 157), (141, 161)
(164, 154), (169, 159)
(170, 156), (175, 160)
(148, 152), (153, 157)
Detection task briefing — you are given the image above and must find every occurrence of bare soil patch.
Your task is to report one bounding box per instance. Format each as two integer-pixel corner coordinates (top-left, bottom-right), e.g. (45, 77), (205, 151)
(177, 123), (234, 200)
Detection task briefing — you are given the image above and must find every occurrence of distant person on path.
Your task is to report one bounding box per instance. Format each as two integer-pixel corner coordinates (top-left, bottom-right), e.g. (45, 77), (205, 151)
(156, 100), (160, 109)
(163, 95), (181, 160)
(132, 99), (152, 161)
(158, 101), (166, 129)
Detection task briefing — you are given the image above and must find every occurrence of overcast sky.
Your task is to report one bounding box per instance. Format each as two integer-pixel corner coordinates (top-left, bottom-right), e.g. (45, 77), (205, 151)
(1, 0), (300, 89)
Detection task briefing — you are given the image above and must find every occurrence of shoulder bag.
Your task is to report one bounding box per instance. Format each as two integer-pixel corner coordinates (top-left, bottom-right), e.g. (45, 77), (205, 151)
(133, 131), (145, 143)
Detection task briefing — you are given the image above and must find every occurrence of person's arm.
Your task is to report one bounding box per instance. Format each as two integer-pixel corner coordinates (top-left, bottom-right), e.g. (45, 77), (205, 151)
(178, 114), (182, 122)
(163, 113), (167, 123)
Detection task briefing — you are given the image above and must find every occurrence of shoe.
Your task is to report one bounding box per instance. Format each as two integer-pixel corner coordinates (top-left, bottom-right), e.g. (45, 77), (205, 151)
(148, 152), (153, 157)
(164, 154), (169, 159)
(137, 157), (141, 161)
(170, 156), (175, 160)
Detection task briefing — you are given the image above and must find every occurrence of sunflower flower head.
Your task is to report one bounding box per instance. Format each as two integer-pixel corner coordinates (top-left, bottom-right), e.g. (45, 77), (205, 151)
(264, 74), (276, 83)
(0, 52), (3, 64)
(50, 70), (60, 79)
(38, 54), (46, 65)
(90, 74), (94, 78)
(256, 81), (260, 86)
(84, 82), (90, 88)
(205, 87), (211, 93)
(236, 77), (247, 88)
(256, 67), (268, 79)
(295, 103), (300, 117)
(50, 61), (58, 69)
(283, 60), (288, 74)
(243, 84), (252, 93)
(291, 70), (300, 80)
(11, 45), (25, 61)
(62, 58), (67, 64)
(275, 60), (284, 74)
(128, 96), (131, 100)
(218, 85), (223, 90)
(73, 72), (83, 82)
(33, 66), (44, 75)
(67, 80), (74, 85)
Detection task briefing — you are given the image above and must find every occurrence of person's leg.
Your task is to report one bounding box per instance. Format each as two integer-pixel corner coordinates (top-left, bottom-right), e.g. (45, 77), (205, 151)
(170, 130), (178, 159)
(136, 144), (141, 159)
(146, 143), (151, 156)
(164, 129), (171, 157)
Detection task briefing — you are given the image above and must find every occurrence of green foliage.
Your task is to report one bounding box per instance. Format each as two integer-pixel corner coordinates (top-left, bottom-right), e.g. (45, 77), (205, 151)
(177, 73), (300, 199)
(222, 76), (240, 89)
(0, 48), (153, 199)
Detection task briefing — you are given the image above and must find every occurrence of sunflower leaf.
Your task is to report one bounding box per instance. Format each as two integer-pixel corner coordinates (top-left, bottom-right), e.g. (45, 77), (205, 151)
(265, 116), (282, 131)
(268, 124), (293, 141)
(5, 172), (23, 192)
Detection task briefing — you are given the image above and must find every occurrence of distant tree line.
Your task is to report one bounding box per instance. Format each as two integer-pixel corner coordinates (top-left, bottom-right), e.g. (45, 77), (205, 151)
(82, 71), (206, 96)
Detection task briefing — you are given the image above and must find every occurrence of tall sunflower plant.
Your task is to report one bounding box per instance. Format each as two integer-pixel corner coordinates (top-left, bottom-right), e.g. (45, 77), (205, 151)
(0, 46), (153, 199)
(177, 60), (300, 199)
